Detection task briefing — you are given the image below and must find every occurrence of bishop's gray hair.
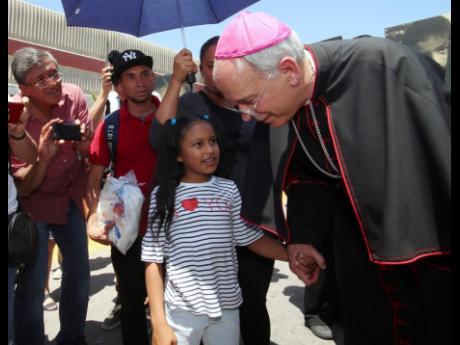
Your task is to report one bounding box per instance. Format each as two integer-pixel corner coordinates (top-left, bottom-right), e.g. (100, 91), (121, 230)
(242, 30), (306, 76)
(231, 31), (305, 78)
(213, 30), (306, 81)
(11, 47), (58, 84)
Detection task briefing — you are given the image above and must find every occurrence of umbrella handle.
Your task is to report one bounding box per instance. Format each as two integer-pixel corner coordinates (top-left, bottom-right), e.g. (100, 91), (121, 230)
(186, 73), (196, 92)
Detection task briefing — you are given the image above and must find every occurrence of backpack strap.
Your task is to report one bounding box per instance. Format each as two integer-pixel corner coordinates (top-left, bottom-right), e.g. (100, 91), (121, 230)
(104, 110), (120, 175)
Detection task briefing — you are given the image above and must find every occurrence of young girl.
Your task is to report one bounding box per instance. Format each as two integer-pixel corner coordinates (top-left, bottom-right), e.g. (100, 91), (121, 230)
(141, 114), (288, 345)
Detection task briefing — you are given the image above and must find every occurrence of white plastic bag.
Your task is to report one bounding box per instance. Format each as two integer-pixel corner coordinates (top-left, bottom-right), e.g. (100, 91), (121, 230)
(96, 170), (144, 254)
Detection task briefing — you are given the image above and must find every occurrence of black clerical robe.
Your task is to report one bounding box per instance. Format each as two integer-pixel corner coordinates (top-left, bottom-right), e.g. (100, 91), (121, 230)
(242, 37), (450, 264)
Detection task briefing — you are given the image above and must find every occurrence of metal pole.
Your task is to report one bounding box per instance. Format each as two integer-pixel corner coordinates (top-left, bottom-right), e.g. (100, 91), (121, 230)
(176, 0), (195, 92)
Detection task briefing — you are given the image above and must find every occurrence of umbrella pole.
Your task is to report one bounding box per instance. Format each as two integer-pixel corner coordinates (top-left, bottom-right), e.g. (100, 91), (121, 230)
(177, 0), (195, 92)
(180, 27), (187, 49)
(180, 27), (195, 92)
(105, 38), (110, 66)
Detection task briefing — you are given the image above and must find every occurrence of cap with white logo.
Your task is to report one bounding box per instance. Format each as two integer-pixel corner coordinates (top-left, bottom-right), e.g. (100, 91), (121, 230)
(110, 49), (153, 84)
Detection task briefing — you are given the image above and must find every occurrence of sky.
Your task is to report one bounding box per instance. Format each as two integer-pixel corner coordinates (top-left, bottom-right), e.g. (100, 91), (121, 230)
(19, 0), (451, 59)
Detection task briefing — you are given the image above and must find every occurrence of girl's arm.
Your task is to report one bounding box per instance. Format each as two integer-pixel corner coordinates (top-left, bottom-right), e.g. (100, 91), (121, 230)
(248, 235), (289, 261)
(145, 262), (177, 345)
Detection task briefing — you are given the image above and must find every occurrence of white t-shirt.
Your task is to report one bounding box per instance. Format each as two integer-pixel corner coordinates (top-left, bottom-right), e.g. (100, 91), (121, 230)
(141, 176), (263, 318)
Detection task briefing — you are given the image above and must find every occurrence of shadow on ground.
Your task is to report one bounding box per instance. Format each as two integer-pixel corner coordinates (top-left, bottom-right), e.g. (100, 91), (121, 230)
(283, 285), (304, 312)
(89, 256), (113, 272)
(50, 272), (116, 300)
(85, 320), (122, 345)
(271, 267), (289, 283)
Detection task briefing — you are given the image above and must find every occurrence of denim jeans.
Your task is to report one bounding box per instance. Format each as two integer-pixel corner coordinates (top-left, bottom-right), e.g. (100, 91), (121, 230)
(8, 264), (17, 345)
(14, 200), (89, 345)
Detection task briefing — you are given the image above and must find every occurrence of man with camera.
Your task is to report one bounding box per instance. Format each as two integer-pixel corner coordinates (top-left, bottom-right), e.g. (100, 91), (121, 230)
(10, 47), (92, 345)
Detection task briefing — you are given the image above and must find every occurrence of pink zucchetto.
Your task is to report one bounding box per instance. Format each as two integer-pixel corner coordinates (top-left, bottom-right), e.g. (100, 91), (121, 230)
(215, 11), (291, 59)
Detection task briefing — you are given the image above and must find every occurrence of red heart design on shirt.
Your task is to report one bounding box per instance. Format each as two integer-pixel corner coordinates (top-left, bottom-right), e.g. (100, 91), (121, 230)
(182, 198), (198, 211)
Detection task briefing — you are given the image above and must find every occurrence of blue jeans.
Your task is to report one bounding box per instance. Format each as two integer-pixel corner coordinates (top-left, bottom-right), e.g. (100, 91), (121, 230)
(14, 200), (89, 345)
(8, 264), (17, 345)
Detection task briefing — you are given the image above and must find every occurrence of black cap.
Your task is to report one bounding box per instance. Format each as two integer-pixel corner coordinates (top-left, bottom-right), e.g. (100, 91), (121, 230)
(107, 50), (120, 65)
(110, 49), (153, 84)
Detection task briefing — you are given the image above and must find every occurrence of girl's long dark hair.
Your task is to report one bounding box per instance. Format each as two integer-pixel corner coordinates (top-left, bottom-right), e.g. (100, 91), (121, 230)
(151, 114), (221, 237)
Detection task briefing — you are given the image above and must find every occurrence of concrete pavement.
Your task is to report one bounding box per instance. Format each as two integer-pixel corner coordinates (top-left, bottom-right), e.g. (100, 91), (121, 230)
(44, 242), (336, 345)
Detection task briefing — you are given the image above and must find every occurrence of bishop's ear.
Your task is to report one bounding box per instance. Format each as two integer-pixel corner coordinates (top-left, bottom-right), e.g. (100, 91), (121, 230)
(279, 57), (301, 86)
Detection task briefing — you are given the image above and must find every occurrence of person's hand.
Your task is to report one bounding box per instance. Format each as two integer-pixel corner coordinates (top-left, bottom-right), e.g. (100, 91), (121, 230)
(38, 118), (62, 163)
(73, 119), (93, 157)
(287, 243), (327, 286)
(171, 48), (198, 84)
(87, 213), (114, 245)
(152, 322), (177, 345)
(100, 66), (113, 96)
(8, 96), (31, 138)
(241, 113), (253, 122)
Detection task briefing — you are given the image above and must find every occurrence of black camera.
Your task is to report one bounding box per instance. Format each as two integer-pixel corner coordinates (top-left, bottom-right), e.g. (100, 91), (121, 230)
(52, 123), (82, 141)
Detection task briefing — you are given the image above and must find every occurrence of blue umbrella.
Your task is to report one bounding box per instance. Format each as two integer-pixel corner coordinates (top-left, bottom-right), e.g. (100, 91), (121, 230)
(61, 0), (259, 87)
(62, 0), (259, 38)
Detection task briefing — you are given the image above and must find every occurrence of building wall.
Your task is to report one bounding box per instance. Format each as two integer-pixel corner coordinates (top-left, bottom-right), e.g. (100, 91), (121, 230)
(385, 12), (451, 98)
(385, 13), (451, 71)
(8, 0), (202, 103)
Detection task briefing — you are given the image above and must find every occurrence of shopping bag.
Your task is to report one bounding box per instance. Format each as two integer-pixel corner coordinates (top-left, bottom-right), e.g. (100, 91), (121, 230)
(96, 170), (144, 254)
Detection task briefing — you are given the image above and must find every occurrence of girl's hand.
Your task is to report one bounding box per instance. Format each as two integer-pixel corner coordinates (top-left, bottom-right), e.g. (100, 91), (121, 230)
(241, 113), (252, 122)
(287, 243), (326, 286)
(152, 323), (177, 345)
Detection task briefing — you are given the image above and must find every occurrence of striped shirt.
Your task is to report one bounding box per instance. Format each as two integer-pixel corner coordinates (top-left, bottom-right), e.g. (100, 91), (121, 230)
(141, 176), (263, 318)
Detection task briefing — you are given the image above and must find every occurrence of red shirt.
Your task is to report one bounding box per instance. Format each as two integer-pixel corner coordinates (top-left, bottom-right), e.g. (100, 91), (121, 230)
(11, 83), (91, 224)
(89, 96), (160, 236)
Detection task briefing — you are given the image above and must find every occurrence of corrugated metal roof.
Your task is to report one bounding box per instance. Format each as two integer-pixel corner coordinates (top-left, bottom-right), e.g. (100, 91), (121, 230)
(8, 0), (203, 96)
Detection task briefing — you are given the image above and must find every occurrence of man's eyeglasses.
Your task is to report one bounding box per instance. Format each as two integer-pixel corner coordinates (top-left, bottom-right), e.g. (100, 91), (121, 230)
(225, 72), (272, 118)
(26, 71), (63, 89)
